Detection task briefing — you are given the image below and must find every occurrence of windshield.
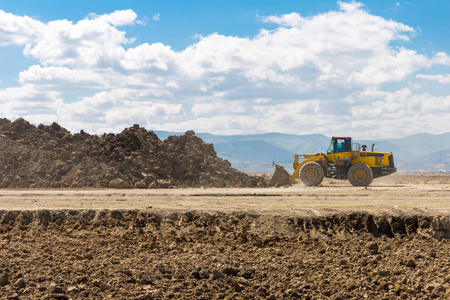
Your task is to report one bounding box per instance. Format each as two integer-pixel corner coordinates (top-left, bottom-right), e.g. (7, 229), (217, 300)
(327, 140), (334, 153)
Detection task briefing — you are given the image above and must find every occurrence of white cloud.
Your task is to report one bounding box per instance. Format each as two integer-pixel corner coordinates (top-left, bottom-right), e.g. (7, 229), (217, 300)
(348, 88), (450, 138)
(416, 74), (450, 84)
(20, 11), (135, 67)
(0, 2), (448, 138)
(94, 9), (137, 26)
(155, 115), (263, 135)
(417, 74), (450, 84)
(152, 13), (161, 21)
(122, 43), (175, 71)
(52, 89), (185, 133)
(0, 10), (44, 45)
(431, 52), (450, 66)
(19, 65), (109, 90)
(350, 48), (428, 84)
(192, 101), (247, 117)
(260, 12), (304, 27)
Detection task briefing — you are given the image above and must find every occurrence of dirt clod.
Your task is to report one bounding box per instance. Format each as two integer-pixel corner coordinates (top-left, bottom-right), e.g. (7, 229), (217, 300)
(0, 274), (9, 286)
(366, 241), (379, 255)
(406, 259), (417, 268)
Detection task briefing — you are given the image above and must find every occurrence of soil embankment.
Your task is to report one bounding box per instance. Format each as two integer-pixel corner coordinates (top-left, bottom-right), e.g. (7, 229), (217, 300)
(1, 210), (449, 299)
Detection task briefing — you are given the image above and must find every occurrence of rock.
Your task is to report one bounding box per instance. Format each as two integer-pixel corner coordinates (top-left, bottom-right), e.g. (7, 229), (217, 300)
(185, 130), (195, 137)
(366, 242), (378, 255)
(233, 281), (245, 292)
(67, 286), (80, 293)
(425, 284), (435, 292)
(133, 294), (154, 300)
(135, 180), (147, 189)
(49, 282), (64, 294)
(149, 242), (159, 250)
(50, 294), (69, 300)
(381, 244), (391, 251)
(222, 266), (239, 276)
(14, 277), (25, 289)
(405, 259), (416, 268)
(37, 284), (46, 291)
(430, 249), (437, 258)
(262, 235), (280, 245)
(377, 270), (390, 277)
(109, 178), (126, 189)
(190, 270), (200, 280)
(0, 273), (9, 286)
(198, 269), (209, 279)
(92, 279), (101, 287)
(148, 181), (158, 189)
(211, 270), (225, 280)
(139, 273), (153, 285)
(157, 179), (172, 189)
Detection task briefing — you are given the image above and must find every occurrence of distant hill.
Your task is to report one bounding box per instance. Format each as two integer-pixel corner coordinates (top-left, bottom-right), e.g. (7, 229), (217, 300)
(385, 133), (450, 156)
(154, 131), (450, 173)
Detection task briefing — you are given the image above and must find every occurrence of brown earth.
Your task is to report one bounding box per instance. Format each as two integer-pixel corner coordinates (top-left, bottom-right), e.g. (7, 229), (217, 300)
(1, 118), (449, 299)
(0, 118), (264, 189)
(0, 209), (449, 300)
(0, 175), (449, 299)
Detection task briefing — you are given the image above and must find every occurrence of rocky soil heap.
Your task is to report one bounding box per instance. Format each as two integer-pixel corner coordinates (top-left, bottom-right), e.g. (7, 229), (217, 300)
(0, 118), (265, 188)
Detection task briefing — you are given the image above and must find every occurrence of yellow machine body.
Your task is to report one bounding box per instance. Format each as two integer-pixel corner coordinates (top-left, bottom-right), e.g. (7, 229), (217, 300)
(288, 136), (396, 186)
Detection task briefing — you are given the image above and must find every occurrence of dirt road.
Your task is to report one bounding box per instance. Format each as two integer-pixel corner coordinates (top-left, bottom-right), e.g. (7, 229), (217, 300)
(0, 175), (448, 215)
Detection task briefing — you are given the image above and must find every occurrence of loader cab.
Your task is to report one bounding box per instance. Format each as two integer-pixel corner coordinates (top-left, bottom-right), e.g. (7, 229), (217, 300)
(327, 137), (352, 154)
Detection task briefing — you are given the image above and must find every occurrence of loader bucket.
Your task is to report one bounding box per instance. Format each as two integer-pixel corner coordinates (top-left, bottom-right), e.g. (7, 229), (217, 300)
(270, 162), (291, 187)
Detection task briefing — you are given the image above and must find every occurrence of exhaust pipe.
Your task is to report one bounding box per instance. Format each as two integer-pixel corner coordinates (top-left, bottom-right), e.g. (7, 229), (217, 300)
(371, 144), (375, 152)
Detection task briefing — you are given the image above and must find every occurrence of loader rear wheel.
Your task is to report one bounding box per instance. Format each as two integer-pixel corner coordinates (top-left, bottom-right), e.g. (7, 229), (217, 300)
(300, 162), (324, 186)
(348, 163), (373, 186)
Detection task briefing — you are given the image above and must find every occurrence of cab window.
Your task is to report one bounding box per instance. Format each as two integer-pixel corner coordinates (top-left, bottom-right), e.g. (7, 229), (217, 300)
(333, 138), (350, 153)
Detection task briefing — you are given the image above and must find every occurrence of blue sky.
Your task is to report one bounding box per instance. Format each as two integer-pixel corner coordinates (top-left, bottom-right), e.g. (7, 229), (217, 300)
(0, 0), (449, 138)
(2, 0), (449, 52)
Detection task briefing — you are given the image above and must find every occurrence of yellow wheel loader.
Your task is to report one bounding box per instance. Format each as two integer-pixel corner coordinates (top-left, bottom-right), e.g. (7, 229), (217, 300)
(272, 137), (397, 187)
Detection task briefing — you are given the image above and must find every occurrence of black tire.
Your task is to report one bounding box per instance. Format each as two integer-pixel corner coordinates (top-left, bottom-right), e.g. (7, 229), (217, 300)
(348, 163), (373, 186)
(300, 162), (324, 186)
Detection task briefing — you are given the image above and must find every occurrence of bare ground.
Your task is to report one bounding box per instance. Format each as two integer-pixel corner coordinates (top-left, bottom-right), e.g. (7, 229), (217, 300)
(0, 174), (449, 299)
(0, 174), (448, 214)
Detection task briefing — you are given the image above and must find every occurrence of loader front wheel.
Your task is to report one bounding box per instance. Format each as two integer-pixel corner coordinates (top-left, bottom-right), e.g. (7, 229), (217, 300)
(348, 163), (373, 186)
(300, 162), (324, 186)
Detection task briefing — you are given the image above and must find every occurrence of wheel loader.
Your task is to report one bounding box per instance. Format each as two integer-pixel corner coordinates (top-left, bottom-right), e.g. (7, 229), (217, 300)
(271, 136), (397, 187)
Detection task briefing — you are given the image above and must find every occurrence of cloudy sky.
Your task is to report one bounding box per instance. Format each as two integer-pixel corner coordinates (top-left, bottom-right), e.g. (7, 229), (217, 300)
(0, 0), (449, 139)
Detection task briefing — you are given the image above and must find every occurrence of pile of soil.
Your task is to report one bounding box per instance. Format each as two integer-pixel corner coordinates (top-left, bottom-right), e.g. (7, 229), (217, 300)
(0, 210), (449, 299)
(0, 118), (265, 189)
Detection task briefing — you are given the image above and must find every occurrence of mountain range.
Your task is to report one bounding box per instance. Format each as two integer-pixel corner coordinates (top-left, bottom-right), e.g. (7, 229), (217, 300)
(154, 131), (450, 173)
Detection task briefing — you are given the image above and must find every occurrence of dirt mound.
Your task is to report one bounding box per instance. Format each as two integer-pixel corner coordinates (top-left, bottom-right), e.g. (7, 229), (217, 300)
(269, 163), (291, 187)
(0, 118), (265, 188)
(0, 210), (449, 299)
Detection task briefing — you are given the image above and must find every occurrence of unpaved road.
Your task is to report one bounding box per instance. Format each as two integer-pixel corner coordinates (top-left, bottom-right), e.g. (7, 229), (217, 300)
(0, 175), (448, 215)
